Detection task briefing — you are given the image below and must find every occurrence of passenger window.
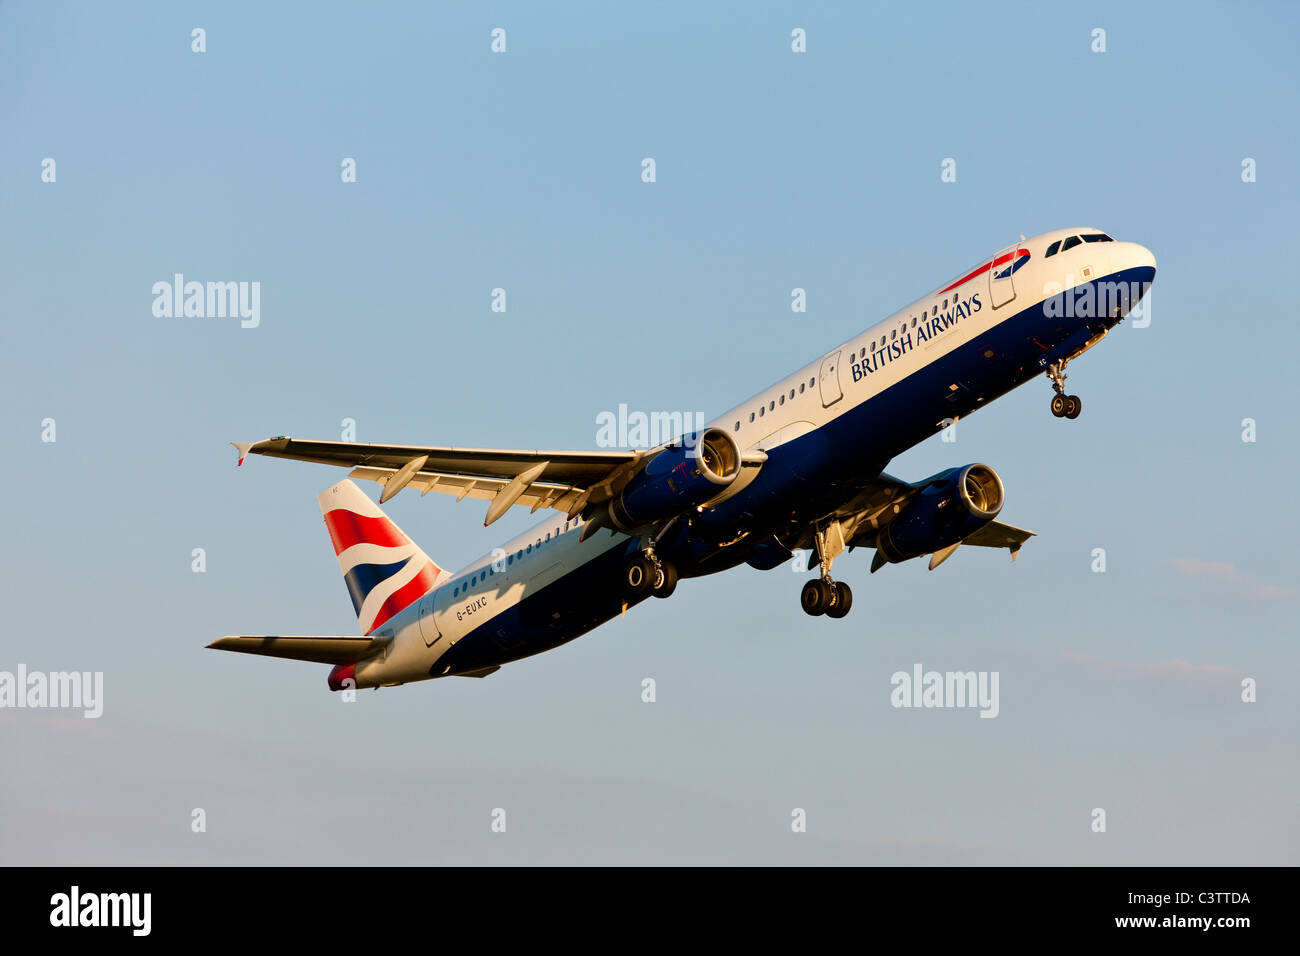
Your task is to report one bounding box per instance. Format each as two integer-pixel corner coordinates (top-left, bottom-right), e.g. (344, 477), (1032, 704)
(769, 400), (775, 411)
(809, 377), (815, 387)
(734, 420), (739, 431)
(789, 388), (795, 399)
(911, 317), (916, 327)
(1061, 235), (1082, 252)
(759, 406), (764, 417)
(942, 298), (948, 309)
(507, 554), (513, 565)
(779, 394), (784, 405)
(799, 383), (804, 393)
(749, 412), (755, 422)
(1045, 240), (1061, 257)
(890, 329), (896, 340)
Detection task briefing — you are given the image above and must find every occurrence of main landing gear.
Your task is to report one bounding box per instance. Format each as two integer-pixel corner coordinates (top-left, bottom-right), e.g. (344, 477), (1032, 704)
(623, 549), (677, 600)
(800, 523), (853, 618)
(1046, 359), (1082, 420)
(801, 578), (852, 618)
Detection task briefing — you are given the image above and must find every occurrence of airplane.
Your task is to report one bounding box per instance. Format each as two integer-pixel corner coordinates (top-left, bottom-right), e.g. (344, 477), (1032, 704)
(209, 227), (1156, 690)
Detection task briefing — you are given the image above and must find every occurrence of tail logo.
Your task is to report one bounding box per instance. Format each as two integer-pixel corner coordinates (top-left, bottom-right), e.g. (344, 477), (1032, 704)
(323, 506), (441, 634)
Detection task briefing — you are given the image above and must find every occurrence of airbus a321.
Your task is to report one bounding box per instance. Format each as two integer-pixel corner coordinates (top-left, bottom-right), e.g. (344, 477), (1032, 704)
(210, 228), (1156, 689)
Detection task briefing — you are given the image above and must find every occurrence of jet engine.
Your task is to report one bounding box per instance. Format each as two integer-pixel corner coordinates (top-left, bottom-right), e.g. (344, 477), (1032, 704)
(874, 463), (1004, 564)
(606, 428), (741, 530)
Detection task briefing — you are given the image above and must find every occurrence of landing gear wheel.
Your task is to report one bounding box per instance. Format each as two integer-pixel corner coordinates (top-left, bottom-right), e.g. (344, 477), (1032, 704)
(623, 554), (655, 599)
(801, 579), (833, 616)
(1063, 395), (1082, 419)
(1050, 394), (1067, 417)
(826, 582), (853, 619)
(651, 560), (678, 598)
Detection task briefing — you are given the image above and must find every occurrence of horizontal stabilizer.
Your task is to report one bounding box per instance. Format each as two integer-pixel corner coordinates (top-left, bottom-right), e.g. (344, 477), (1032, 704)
(207, 634), (388, 665)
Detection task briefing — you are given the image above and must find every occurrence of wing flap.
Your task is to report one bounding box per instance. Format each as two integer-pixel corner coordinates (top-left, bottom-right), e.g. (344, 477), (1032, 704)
(207, 634), (388, 665)
(348, 466), (585, 517)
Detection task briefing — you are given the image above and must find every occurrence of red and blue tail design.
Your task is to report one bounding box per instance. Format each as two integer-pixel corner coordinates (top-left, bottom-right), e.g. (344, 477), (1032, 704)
(318, 480), (445, 635)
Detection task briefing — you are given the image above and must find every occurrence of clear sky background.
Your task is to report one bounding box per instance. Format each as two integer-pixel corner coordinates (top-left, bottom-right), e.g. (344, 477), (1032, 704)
(2, 1), (1297, 864)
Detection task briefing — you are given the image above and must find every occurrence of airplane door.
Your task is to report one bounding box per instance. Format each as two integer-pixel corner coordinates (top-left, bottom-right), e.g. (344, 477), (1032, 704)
(819, 350), (843, 407)
(417, 589), (442, 647)
(989, 242), (1018, 309)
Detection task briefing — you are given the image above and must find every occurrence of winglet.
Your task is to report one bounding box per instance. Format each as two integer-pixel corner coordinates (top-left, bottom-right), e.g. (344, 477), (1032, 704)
(231, 441), (253, 466)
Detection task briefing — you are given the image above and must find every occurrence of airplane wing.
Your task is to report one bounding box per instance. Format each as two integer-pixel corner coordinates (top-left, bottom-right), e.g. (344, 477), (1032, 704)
(830, 472), (1036, 562)
(959, 519), (1036, 557)
(232, 436), (649, 525)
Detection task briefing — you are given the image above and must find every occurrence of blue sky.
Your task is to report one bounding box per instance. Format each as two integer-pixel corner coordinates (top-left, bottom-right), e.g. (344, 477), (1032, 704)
(1, 1), (1297, 864)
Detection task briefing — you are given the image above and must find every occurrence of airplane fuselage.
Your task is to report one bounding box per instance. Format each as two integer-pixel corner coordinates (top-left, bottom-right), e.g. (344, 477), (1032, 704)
(339, 228), (1156, 687)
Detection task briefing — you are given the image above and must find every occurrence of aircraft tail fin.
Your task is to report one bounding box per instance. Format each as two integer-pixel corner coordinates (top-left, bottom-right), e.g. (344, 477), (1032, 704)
(318, 479), (445, 635)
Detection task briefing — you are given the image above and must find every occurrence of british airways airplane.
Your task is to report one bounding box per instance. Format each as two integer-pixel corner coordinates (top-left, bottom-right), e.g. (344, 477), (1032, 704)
(210, 228), (1155, 689)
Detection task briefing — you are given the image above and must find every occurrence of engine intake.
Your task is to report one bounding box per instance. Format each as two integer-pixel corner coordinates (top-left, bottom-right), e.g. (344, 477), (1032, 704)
(875, 463), (1004, 564)
(608, 428), (741, 530)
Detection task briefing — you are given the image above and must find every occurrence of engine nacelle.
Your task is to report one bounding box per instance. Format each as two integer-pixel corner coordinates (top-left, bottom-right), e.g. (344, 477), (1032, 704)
(875, 463), (1004, 564)
(608, 428), (741, 530)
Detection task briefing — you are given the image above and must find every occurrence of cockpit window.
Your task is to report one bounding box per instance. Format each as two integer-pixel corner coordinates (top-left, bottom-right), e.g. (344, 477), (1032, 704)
(1061, 235), (1082, 252)
(1082, 233), (1113, 243)
(1045, 240), (1061, 257)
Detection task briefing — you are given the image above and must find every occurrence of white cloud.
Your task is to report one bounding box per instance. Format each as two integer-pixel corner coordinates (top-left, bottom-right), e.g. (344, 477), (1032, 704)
(1168, 558), (1294, 601)
(1062, 651), (1244, 689)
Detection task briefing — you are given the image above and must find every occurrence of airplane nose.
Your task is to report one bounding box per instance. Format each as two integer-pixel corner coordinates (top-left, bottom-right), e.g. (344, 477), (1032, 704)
(1113, 241), (1156, 285)
(1133, 243), (1157, 275)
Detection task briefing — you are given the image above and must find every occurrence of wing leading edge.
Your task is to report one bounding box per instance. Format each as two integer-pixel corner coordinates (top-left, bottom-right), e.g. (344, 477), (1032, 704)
(233, 436), (644, 525)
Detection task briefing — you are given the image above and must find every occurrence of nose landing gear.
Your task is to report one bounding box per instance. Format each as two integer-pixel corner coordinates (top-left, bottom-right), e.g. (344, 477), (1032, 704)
(1047, 360), (1082, 419)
